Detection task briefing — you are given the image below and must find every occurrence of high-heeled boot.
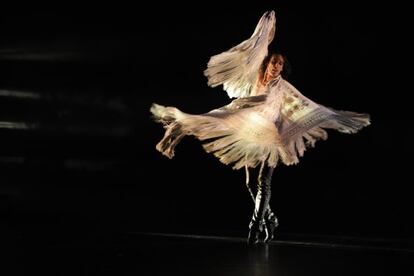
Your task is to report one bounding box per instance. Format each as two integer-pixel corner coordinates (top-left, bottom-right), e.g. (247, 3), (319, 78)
(245, 184), (279, 243)
(247, 164), (273, 245)
(247, 217), (264, 245)
(263, 210), (279, 243)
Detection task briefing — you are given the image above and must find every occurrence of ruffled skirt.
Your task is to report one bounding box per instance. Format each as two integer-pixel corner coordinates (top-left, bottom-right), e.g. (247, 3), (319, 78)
(150, 98), (370, 170)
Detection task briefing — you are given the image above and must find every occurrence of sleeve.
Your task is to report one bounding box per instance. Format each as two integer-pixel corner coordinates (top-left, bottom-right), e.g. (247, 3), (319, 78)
(204, 10), (276, 99)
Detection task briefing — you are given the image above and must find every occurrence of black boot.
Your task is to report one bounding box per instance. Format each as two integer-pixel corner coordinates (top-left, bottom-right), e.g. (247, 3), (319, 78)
(247, 164), (274, 245)
(248, 208), (279, 244)
(247, 217), (265, 245)
(263, 210), (279, 243)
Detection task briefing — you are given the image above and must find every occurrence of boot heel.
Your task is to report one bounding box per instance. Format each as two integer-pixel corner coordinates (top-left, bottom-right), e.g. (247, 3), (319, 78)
(264, 213), (278, 243)
(247, 220), (264, 245)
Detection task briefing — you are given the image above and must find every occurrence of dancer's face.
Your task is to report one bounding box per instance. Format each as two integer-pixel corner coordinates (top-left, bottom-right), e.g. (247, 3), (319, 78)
(266, 54), (284, 79)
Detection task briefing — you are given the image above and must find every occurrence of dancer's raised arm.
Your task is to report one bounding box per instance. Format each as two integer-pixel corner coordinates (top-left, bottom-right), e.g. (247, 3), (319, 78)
(204, 10), (276, 99)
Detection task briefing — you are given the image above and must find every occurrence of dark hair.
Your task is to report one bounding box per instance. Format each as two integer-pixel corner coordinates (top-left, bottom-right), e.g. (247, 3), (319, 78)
(260, 52), (292, 79)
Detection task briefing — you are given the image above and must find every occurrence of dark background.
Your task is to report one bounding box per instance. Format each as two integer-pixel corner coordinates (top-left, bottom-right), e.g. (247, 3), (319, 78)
(1, 3), (412, 245)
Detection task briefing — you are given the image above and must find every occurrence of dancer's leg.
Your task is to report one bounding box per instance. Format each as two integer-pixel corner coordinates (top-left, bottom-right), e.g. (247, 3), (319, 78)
(247, 162), (274, 244)
(245, 165), (278, 243)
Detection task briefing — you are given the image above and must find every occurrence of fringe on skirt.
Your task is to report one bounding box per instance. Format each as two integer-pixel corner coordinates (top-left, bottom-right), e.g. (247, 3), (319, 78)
(150, 103), (370, 170)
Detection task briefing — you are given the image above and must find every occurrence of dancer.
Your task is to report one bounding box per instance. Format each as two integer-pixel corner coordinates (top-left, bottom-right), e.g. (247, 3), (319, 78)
(150, 10), (370, 244)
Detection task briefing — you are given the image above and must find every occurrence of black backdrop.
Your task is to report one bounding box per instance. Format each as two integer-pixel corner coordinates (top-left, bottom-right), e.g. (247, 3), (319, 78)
(1, 3), (412, 244)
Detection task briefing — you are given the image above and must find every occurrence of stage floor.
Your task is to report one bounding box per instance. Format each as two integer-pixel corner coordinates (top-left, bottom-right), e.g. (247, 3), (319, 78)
(18, 232), (414, 275)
